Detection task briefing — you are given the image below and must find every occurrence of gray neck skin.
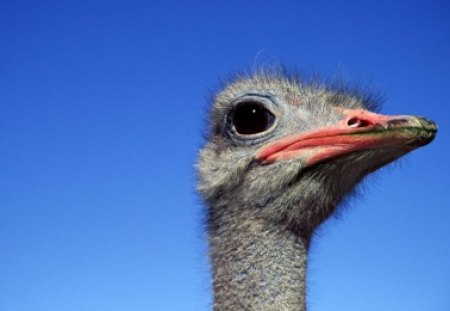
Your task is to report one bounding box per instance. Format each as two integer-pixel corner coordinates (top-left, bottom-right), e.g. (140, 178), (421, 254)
(209, 209), (308, 311)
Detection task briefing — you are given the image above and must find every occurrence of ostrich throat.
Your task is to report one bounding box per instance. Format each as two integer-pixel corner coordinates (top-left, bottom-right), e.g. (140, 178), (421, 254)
(209, 207), (308, 311)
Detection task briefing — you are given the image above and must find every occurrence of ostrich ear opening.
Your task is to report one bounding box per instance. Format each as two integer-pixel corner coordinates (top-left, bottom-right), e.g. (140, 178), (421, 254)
(255, 109), (437, 167)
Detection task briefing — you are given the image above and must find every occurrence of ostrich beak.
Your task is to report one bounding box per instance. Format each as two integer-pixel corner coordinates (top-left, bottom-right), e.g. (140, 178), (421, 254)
(255, 109), (437, 166)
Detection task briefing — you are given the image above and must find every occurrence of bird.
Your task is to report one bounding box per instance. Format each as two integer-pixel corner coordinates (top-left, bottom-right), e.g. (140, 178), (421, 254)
(196, 70), (437, 311)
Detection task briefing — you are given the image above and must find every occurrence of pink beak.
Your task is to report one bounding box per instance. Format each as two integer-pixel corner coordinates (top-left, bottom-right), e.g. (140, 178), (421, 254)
(255, 108), (437, 167)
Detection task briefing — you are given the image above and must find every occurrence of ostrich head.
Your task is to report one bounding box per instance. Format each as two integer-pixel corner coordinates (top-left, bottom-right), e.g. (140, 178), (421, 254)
(197, 72), (436, 239)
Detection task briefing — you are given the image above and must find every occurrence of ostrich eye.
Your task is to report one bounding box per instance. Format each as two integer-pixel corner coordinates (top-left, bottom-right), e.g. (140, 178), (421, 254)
(232, 102), (275, 135)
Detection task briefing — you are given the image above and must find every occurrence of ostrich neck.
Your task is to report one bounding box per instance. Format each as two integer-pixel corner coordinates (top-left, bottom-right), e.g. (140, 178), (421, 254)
(209, 208), (308, 311)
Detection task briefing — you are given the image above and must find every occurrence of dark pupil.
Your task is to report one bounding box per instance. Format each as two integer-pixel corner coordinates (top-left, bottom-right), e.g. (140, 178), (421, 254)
(232, 102), (275, 135)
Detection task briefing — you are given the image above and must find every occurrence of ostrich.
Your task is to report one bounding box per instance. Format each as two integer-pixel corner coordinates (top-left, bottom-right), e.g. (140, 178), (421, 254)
(196, 71), (437, 311)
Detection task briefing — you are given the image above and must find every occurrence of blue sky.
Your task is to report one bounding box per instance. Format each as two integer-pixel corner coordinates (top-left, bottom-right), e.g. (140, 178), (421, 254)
(1, 0), (449, 310)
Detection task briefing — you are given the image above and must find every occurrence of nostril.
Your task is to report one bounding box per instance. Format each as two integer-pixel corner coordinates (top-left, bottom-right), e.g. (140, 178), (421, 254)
(347, 117), (371, 128)
(347, 117), (359, 127)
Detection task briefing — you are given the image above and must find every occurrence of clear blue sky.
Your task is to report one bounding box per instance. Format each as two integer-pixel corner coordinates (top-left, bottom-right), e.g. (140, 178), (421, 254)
(1, 0), (449, 310)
